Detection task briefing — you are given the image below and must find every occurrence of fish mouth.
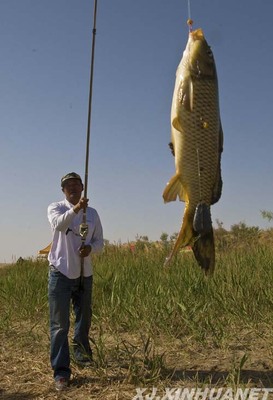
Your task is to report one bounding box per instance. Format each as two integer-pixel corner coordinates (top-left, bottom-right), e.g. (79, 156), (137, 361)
(190, 28), (204, 41)
(188, 28), (216, 78)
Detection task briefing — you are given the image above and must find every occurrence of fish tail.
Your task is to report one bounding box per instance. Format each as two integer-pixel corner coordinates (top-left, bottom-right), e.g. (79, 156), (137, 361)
(164, 206), (195, 268)
(163, 174), (185, 202)
(192, 229), (215, 275)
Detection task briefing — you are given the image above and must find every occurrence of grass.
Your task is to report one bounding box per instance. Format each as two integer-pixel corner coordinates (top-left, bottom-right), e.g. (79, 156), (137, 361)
(1, 242), (273, 398)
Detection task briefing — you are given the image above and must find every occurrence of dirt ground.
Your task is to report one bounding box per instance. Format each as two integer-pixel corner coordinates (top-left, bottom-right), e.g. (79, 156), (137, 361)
(1, 325), (273, 400)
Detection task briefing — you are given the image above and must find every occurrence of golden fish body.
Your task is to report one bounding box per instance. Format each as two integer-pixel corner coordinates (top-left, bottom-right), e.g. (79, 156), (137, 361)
(163, 28), (223, 273)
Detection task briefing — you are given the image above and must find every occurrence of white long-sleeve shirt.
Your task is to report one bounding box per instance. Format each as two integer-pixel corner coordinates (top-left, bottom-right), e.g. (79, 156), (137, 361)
(47, 199), (103, 279)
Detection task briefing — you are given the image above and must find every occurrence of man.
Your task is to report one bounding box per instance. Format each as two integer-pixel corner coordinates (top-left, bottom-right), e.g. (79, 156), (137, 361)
(47, 172), (103, 391)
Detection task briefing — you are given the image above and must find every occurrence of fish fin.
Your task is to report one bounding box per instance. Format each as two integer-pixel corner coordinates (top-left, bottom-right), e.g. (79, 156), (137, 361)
(172, 77), (193, 131)
(180, 77), (193, 112)
(193, 202), (212, 235)
(211, 122), (223, 204)
(192, 229), (215, 275)
(211, 167), (222, 205)
(168, 141), (175, 156)
(219, 120), (224, 153)
(172, 117), (183, 132)
(164, 206), (196, 268)
(163, 174), (186, 203)
(182, 79), (193, 112)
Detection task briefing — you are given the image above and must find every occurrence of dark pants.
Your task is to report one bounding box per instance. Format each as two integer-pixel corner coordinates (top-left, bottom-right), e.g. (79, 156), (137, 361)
(48, 267), (93, 380)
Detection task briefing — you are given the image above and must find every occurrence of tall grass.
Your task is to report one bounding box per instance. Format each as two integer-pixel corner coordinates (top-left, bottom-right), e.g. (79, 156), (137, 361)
(89, 243), (273, 347)
(1, 244), (273, 338)
(0, 259), (48, 331)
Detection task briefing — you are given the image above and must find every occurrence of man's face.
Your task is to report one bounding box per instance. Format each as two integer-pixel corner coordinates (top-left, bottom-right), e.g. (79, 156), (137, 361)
(62, 179), (83, 205)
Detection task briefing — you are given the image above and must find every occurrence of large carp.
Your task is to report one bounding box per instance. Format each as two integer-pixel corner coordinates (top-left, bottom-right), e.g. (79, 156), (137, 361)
(163, 28), (223, 274)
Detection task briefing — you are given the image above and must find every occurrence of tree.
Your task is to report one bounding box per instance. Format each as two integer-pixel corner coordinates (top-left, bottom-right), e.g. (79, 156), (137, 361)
(160, 232), (168, 243)
(170, 232), (178, 242)
(230, 221), (259, 241)
(260, 210), (273, 223)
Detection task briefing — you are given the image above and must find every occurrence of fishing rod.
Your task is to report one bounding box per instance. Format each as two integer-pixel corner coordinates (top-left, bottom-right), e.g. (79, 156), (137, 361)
(79, 0), (98, 287)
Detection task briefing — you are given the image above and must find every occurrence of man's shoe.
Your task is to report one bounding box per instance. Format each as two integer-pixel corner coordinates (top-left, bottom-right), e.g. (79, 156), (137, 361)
(75, 356), (93, 367)
(73, 348), (93, 367)
(55, 377), (69, 391)
(76, 359), (93, 367)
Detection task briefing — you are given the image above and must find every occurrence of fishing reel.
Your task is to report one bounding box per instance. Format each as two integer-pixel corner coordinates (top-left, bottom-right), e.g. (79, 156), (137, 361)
(79, 222), (89, 240)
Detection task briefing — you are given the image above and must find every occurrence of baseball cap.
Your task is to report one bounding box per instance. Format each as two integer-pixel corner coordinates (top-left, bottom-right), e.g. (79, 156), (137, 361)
(61, 172), (83, 188)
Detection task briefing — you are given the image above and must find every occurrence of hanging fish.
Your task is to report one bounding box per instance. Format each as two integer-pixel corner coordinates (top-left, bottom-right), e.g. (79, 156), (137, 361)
(163, 27), (223, 274)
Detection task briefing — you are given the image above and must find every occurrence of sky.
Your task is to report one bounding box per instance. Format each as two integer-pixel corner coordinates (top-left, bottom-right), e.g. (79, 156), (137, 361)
(1, 0), (273, 263)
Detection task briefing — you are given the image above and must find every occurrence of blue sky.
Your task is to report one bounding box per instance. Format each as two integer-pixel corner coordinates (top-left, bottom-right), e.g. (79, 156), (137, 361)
(1, 0), (273, 262)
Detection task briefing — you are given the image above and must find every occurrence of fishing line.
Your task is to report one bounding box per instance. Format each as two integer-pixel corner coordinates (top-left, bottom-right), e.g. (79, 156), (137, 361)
(187, 0), (193, 31)
(79, 0), (98, 288)
(187, 0), (191, 21)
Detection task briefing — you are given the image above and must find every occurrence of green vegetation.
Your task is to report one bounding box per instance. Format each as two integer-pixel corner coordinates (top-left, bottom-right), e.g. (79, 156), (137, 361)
(1, 223), (273, 398)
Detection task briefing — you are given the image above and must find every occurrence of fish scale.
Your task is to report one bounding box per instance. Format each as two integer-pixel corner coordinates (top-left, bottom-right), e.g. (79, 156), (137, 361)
(182, 80), (220, 203)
